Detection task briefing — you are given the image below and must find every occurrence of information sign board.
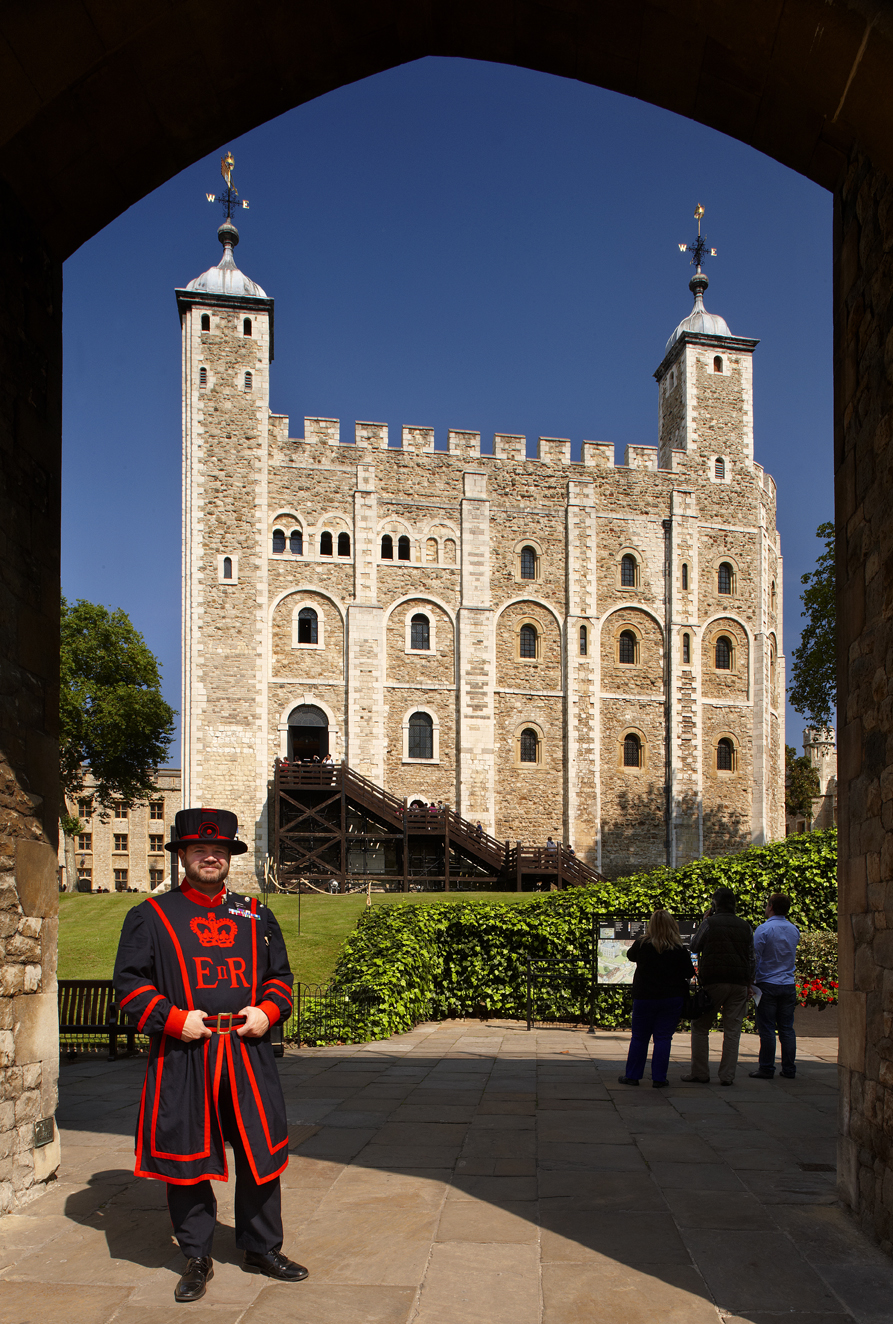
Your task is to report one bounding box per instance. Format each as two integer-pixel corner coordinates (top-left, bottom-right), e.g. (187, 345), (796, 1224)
(593, 915), (702, 985)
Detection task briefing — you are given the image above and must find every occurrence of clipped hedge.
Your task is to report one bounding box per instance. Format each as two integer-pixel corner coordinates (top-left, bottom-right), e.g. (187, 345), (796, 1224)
(331, 828), (838, 1040)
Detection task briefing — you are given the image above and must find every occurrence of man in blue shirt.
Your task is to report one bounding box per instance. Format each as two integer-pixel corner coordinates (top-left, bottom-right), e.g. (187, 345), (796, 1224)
(749, 892), (800, 1080)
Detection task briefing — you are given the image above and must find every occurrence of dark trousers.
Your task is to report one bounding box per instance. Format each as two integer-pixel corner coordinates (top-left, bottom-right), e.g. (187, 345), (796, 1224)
(166, 1073), (283, 1259)
(625, 997), (683, 1082)
(756, 980), (797, 1076)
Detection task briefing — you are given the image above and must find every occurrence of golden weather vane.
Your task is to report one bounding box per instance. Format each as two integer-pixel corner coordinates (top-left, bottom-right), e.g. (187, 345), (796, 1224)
(678, 204), (717, 270)
(205, 152), (250, 220)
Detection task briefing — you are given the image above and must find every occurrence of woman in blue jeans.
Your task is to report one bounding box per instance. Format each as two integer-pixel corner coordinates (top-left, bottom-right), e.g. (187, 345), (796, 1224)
(619, 909), (695, 1088)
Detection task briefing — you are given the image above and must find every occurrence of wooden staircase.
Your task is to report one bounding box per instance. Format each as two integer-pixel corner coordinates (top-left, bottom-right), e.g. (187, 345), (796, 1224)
(271, 761), (605, 892)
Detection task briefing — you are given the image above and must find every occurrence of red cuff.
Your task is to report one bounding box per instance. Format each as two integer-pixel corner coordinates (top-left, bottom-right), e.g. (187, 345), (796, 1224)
(257, 1000), (280, 1026)
(163, 1007), (189, 1039)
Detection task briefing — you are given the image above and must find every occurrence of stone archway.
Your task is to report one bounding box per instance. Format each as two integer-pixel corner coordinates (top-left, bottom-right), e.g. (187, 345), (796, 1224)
(1, 1), (891, 1243)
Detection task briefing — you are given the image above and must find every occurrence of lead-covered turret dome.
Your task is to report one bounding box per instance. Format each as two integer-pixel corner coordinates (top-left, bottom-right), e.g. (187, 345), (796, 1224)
(186, 220), (266, 298)
(665, 270), (730, 353)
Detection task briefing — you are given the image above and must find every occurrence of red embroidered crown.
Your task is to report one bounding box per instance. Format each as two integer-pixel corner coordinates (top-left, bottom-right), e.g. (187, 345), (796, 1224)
(189, 912), (238, 948)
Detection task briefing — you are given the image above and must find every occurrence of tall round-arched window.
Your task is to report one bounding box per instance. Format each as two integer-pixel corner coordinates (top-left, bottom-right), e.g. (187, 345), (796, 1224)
(713, 355), (723, 373)
(319, 531), (333, 556)
(579, 624), (587, 656)
(618, 630), (637, 665)
(200, 313), (210, 331)
(681, 563), (689, 590)
(337, 532), (351, 556)
(243, 317), (252, 336)
(244, 371), (253, 391)
(715, 636), (732, 670)
(519, 624), (537, 659)
(620, 554), (637, 587)
(715, 457), (726, 480)
(623, 733), (642, 768)
(519, 729), (539, 763)
(717, 737), (735, 771)
(222, 557), (233, 580)
(410, 614), (430, 651)
(443, 538), (456, 565)
(718, 562), (733, 594)
(408, 711), (433, 759)
(381, 534), (393, 559)
(682, 633), (691, 665)
(520, 546), (537, 580)
(297, 607), (318, 645)
(398, 535), (411, 561)
(426, 538), (438, 564)
(199, 366), (208, 387)
(272, 528), (286, 554)
(289, 529), (303, 555)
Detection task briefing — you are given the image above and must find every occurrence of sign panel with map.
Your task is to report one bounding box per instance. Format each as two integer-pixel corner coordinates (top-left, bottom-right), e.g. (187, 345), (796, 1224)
(594, 916), (701, 985)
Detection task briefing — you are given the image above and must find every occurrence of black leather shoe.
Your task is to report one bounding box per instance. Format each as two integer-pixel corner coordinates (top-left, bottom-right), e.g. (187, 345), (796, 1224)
(680, 1074), (710, 1083)
(749, 1069), (774, 1079)
(652, 1079), (669, 1088)
(617, 1075), (639, 1086)
(243, 1249), (309, 1281)
(174, 1256), (213, 1302)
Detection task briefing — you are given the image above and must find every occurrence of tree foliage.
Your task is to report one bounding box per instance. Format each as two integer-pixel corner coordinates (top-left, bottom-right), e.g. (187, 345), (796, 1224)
(327, 829), (838, 1041)
(60, 596), (176, 814)
(785, 743), (821, 819)
(789, 521), (836, 727)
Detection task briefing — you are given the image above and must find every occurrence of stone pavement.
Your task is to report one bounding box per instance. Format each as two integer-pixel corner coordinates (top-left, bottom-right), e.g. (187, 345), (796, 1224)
(2, 1019), (892, 1324)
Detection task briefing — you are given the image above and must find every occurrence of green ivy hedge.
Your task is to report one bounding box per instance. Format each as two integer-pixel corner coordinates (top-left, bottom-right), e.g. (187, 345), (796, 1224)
(330, 828), (838, 1040)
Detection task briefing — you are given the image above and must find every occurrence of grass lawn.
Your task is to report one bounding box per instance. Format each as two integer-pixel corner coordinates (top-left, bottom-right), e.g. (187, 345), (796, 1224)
(58, 890), (534, 986)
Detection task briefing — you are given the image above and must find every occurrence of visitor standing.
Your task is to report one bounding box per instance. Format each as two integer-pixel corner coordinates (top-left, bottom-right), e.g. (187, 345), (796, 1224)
(749, 892), (800, 1080)
(618, 910), (695, 1088)
(684, 887), (755, 1086)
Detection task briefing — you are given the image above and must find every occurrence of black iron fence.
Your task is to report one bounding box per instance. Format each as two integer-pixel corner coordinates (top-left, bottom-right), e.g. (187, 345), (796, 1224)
(281, 983), (376, 1047)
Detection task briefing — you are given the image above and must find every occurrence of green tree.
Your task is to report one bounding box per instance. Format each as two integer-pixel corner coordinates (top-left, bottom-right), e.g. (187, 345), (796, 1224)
(60, 595), (176, 816)
(785, 743), (821, 821)
(788, 521), (836, 727)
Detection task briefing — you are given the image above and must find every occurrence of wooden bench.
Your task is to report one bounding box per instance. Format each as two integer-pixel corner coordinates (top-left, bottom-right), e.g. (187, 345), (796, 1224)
(58, 980), (135, 1061)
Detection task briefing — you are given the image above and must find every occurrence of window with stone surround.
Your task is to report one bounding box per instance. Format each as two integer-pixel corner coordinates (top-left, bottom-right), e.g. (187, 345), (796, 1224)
(681, 563), (689, 590)
(244, 371), (253, 391)
(114, 802), (128, 819)
(150, 802), (164, 820)
(222, 557), (233, 580)
(78, 798), (92, 819)
(718, 562), (734, 594)
(717, 737), (736, 771)
(426, 538), (438, 564)
(618, 629), (638, 665)
(410, 614), (430, 651)
(243, 317), (252, 336)
(297, 607), (318, 645)
(337, 532), (351, 557)
(682, 633), (691, 665)
(771, 580), (777, 610)
(620, 553), (639, 588)
(519, 728), (539, 763)
(114, 869), (128, 891)
(114, 834), (128, 852)
(200, 314), (210, 331)
(443, 539), (456, 565)
(290, 529), (303, 555)
(579, 625), (587, 656)
(513, 540), (543, 583)
(622, 732), (642, 768)
(407, 711), (434, 760)
(381, 534), (394, 559)
(715, 635), (733, 670)
(199, 366), (207, 388)
(713, 355), (724, 373)
(149, 834), (164, 853)
(149, 868), (164, 887)
(77, 833), (92, 851)
(520, 546), (537, 580)
(715, 457), (726, 480)
(519, 623), (538, 659)
(272, 528), (286, 554)
(398, 535), (411, 561)
(77, 868), (92, 889)
(319, 531), (333, 556)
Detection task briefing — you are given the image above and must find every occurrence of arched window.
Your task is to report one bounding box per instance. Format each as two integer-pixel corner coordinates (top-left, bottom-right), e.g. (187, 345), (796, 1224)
(408, 711), (433, 759)
(715, 635), (732, 670)
(199, 366), (207, 388)
(426, 538), (438, 564)
(579, 624), (587, 656)
(623, 733), (642, 768)
(520, 729), (539, 763)
(297, 607), (318, 645)
(289, 529), (303, 555)
(713, 355), (723, 373)
(620, 554), (637, 587)
(222, 556), (233, 580)
(682, 633), (691, 665)
(200, 314), (210, 332)
(410, 614), (430, 650)
(681, 563), (689, 590)
(337, 532), (351, 556)
(618, 630), (637, 665)
(718, 562), (733, 594)
(398, 535), (411, 561)
(444, 538), (457, 565)
(243, 317), (252, 336)
(717, 737), (735, 771)
(319, 531), (333, 556)
(520, 546), (537, 580)
(715, 457), (726, 480)
(381, 534), (393, 559)
(519, 624), (538, 659)
(244, 371), (253, 391)
(272, 528), (286, 554)
(771, 580), (777, 608)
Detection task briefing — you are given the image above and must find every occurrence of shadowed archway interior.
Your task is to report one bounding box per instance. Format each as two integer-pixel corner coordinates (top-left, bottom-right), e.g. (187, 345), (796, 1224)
(1, 0), (891, 1249)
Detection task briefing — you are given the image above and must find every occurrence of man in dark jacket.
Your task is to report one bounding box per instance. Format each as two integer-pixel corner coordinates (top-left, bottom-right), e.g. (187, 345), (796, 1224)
(683, 886), (755, 1086)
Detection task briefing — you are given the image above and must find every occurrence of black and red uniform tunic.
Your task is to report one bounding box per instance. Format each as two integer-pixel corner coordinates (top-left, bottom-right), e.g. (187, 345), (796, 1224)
(113, 881), (293, 1187)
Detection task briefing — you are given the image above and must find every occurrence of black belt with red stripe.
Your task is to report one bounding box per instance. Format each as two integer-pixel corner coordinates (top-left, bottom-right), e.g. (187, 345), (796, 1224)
(202, 1013), (247, 1034)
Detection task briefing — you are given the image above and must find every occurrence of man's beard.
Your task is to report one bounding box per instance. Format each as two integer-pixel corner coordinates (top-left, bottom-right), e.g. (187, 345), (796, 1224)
(183, 857), (230, 887)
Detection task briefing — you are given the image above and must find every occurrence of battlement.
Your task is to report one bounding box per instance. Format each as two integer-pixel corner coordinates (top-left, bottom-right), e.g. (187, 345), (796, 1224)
(274, 415), (627, 468)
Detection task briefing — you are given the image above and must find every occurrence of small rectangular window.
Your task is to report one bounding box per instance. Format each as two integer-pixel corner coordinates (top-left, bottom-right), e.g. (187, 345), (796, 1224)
(114, 868), (128, 890)
(149, 834), (164, 853)
(114, 802), (128, 819)
(77, 833), (92, 852)
(682, 634), (690, 665)
(77, 799), (92, 818)
(579, 624), (587, 656)
(114, 833), (128, 852)
(150, 802), (164, 820)
(681, 564), (688, 591)
(149, 868), (165, 886)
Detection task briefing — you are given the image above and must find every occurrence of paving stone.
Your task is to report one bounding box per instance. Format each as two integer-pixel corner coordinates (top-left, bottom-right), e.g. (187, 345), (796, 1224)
(634, 1135), (718, 1163)
(240, 1283), (416, 1324)
(648, 1161), (747, 1191)
(541, 1207), (690, 1265)
(286, 1202), (437, 1284)
(542, 1261), (718, 1324)
(538, 1171), (665, 1206)
(448, 1175), (538, 1202)
(737, 1169), (838, 1205)
(436, 1198), (537, 1242)
(294, 1127), (378, 1159)
(682, 1229), (842, 1313)
(538, 1142), (644, 1171)
(0, 1281), (132, 1324)
(662, 1188), (773, 1229)
(414, 1241), (539, 1324)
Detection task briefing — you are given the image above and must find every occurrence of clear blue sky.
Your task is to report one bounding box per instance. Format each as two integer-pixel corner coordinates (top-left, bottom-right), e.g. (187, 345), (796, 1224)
(61, 57), (833, 768)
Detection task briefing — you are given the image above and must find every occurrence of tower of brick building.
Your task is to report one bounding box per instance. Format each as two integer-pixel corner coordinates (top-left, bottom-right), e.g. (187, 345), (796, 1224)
(177, 227), (784, 884)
